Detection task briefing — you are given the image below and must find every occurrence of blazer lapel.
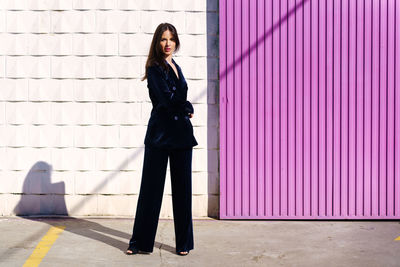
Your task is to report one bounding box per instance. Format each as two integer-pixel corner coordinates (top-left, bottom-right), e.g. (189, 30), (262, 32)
(172, 59), (187, 88)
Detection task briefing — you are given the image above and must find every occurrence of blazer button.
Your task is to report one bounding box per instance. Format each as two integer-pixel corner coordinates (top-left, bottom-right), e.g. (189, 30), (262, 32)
(172, 86), (176, 91)
(174, 116), (178, 120)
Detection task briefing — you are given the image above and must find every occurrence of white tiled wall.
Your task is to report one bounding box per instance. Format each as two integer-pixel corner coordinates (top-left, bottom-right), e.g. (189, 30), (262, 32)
(0, 0), (219, 218)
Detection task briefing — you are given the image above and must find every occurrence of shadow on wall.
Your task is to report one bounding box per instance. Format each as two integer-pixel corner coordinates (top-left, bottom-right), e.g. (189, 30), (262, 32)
(13, 161), (68, 216)
(10, 161), (177, 255)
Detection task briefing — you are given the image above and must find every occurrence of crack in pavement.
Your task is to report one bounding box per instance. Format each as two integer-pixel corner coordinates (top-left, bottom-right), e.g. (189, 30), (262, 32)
(158, 222), (166, 265)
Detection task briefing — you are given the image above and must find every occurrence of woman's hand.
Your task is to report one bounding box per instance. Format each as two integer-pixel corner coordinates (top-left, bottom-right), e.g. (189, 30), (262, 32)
(188, 113), (193, 118)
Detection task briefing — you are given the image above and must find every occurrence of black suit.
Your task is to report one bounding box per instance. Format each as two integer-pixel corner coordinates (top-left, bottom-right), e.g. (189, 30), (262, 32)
(129, 59), (196, 254)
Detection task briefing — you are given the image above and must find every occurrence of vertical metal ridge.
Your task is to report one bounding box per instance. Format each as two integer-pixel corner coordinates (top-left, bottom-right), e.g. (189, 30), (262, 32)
(302, 0), (305, 216)
(325, 0), (328, 216)
(240, 0), (243, 216)
(355, 0), (358, 215)
(394, 0), (397, 215)
(332, 0), (335, 216)
(249, 0), (253, 215)
(249, 0), (256, 216)
(340, 0), (343, 216)
(362, 0), (366, 216)
(385, 0), (389, 216)
(358, 0), (365, 216)
(347, 0), (351, 216)
(240, 0), (243, 217)
(294, 0), (297, 216)
(256, 0), (259, 216)
(279, 0), (282, 216)
(231, 1), (236, 215)
(287, 0), (290, 216)
(264, 0), (267, 216)
(272, 0), (275, 216)
(247, 0), (250, 216)
(219, 0), (226, 217)
(248, 0), (250, 216)
(318, 0), (321, 216)
(378, 0), (381, 216)
(227, 0), (234, 216)
(363, 0), (370, 217)
(332, 0), (334, 216)
(264, 0), (268, 217)
(370, 0), (373, 216)
(310, 0), (313, 216)
(268, 0), (273, 216)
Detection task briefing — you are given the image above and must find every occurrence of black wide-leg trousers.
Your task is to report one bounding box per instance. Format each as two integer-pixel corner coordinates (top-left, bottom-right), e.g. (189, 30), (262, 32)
(129, 146), (194, 253)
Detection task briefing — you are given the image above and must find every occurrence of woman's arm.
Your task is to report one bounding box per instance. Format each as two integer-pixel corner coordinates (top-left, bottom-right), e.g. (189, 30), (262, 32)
(183, 100), (194, 114)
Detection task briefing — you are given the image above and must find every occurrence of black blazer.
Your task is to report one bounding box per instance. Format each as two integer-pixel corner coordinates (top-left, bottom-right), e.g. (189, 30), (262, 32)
(144, 59), (198, 149)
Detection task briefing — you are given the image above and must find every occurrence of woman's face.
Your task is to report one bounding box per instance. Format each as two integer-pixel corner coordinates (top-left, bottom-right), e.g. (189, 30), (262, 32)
(159, 30), (176, 57)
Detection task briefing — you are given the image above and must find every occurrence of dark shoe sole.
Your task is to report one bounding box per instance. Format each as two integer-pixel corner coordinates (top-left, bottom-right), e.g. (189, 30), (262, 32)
(126, 248), (153, 255)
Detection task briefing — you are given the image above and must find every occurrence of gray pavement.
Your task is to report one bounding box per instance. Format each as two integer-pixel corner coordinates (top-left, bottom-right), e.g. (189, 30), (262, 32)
(0, 216), (399, 267)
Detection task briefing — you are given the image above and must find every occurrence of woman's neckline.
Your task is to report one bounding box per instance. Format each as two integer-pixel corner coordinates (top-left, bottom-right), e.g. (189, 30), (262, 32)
(166, 59), (180, 80)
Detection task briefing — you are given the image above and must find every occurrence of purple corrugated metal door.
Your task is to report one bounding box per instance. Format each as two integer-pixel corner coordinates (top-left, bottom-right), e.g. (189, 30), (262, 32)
(219, 0), (400, 219)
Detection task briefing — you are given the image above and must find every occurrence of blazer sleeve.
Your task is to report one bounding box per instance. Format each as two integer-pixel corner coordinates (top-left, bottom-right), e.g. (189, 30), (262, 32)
(147, 66), (186, 110)
(183, 100), (194, 114)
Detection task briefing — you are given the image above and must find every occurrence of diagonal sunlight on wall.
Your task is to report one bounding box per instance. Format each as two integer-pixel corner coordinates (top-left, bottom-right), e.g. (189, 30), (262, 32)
(219, 0), (309, 80)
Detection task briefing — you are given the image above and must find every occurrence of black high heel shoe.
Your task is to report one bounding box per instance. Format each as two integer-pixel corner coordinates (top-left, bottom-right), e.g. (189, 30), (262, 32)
(177, 251), (189, 256)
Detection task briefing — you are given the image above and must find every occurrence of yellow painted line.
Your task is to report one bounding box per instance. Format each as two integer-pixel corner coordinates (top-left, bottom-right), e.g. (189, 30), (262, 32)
(395, 236), (400, 241)
(23, 226), (66, 267)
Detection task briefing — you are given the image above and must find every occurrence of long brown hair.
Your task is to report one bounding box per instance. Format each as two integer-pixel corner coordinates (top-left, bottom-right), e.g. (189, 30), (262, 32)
(142, 23), (180, 81)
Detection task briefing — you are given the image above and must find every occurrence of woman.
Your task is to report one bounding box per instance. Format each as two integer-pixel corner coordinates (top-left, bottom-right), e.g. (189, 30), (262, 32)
(126, 23), (198, 256)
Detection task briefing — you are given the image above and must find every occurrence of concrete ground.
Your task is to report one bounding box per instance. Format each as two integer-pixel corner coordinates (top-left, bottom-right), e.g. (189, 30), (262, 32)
(0, 217), (399, 267)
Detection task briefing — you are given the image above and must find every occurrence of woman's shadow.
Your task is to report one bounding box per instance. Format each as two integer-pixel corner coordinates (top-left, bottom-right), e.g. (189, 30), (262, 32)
(14, 161), (175, 254)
